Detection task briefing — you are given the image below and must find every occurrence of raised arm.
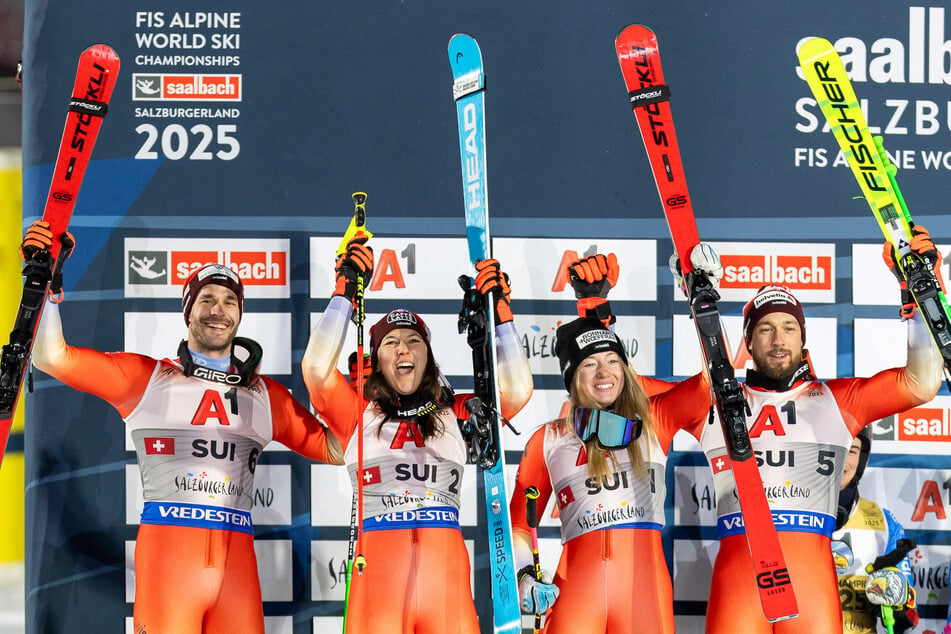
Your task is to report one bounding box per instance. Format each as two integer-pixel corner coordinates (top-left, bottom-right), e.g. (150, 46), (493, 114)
(32, 299), (156, 418)
(474, 259), (533, 419)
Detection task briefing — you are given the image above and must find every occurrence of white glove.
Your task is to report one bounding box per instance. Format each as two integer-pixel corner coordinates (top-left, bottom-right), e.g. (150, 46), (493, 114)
(669, 242), (723, 296)
(518, 569), (559, 615)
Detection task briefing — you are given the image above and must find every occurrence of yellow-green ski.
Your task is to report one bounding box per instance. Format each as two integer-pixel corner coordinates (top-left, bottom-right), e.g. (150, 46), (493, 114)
(798, 37), (951, 386)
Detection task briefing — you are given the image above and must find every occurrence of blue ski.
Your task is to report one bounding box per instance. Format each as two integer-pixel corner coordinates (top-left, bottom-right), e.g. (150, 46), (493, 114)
(448, 33), (522, 634)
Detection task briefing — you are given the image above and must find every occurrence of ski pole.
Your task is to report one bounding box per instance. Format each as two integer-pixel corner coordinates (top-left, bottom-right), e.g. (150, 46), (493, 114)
(341, 191), (371, 632)
(525, 485), (544, 633)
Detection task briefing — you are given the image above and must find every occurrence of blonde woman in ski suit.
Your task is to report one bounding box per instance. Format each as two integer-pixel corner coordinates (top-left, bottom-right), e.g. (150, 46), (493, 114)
(509, 248), (719, 634)
(302, 237), (533, 633)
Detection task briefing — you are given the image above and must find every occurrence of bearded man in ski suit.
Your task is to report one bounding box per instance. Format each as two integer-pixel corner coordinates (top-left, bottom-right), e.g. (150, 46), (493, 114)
(699, 226), (943, 633)
(23, 221), (342, 634)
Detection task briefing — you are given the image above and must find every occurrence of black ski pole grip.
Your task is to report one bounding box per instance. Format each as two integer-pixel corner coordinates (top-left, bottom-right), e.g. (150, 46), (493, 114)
(525, 486), (540, 529)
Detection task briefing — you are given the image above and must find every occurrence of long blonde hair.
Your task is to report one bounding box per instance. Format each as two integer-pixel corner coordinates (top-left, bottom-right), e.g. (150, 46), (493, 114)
(563, 361), (655, 481)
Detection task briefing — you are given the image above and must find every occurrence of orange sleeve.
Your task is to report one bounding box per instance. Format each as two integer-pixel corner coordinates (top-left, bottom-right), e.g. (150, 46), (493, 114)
(509, 425), (553, 536)
(264, 376), (343, 464)
(648, 372), (712, 451)
(828, 369), (925, 436)
(636, 373), (677, 398)
(302, 368), (360, 454)
(37, 345), (156, 418)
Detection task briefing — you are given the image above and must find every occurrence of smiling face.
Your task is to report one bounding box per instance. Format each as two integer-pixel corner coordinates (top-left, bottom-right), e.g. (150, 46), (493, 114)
(841, 436), (863, 490)
(574, 350), (626, 409)
(186, 283), (240, 357)
(376, 327), (429, 396)
(748, 313), (804, 380)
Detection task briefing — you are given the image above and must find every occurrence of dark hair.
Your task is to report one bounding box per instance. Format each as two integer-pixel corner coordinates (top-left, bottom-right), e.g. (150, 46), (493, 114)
(364, 344), (448, 440)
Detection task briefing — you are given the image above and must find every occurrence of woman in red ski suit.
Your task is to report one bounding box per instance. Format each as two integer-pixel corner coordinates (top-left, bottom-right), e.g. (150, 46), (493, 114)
(509, 250), (718, 634)
(302, 238), (533, 633)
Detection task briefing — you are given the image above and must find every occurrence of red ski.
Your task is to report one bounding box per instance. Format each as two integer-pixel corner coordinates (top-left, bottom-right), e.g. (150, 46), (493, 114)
(615, 24), (798, 622)
(0, 44), (120, 467)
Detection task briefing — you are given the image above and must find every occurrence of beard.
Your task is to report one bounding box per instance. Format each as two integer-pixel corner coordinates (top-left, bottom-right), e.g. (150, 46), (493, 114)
(188, 318), (237, 355)
(750, 346), (803, 381)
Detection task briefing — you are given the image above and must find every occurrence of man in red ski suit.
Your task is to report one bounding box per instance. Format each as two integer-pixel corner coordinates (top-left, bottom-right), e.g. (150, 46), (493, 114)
(698, 227), (944, 633)
(25, 221), (341, 634)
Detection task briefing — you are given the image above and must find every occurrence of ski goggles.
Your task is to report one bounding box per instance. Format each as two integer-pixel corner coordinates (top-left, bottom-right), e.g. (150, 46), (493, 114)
(572, 408), (642, 449)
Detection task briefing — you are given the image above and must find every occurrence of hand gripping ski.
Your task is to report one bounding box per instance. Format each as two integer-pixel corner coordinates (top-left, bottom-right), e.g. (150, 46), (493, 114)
(616, 24), (797, 622)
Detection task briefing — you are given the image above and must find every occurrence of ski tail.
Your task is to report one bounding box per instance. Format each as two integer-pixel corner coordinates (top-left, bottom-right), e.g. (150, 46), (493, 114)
(798, 38), (951, 388)
(448, 33), (522, 634)
(0, 44), (120, 467)
(616, 24), (798, 622)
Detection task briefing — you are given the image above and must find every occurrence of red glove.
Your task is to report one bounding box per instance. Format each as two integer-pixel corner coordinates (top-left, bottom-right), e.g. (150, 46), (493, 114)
(348, 351), (371, 387)
(475, 258), (513, 324)
(909, 225), (945, 292)
(333, 236), (373, 304)
(569, 253), (618, 326)
(20, 220), (53, 261)
(20, 220), (75, 302)
(883, 225), (946, 319)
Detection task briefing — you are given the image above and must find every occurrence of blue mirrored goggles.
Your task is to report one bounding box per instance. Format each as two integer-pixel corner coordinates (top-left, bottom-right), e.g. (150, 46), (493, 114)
(572, 408), (642, 449)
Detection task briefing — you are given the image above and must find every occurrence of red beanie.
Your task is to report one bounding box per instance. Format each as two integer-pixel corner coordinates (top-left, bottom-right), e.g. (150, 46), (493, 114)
(742, 284), (805, 346)
(369, 309), (431, 366)
(181, 264), (245, 325)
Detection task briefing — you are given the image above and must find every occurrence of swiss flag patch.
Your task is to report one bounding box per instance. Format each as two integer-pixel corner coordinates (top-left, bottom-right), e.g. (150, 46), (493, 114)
(557, 485), (575, 509)
(360, 466), (381, 485)
(710, 453), (732, 474)
(144, 437), (175, 455)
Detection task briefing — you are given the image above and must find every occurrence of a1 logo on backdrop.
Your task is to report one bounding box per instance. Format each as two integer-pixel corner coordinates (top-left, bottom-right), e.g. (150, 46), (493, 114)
(309, 237), (471, 299)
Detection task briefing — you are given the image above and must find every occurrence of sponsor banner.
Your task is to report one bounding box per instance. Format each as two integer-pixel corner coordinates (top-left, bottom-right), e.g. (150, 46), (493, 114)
(907, 542), (951, 613)
(309, 237), (471, 300)
(677, 242), (835, 304)
(262, 618), (293, 634)
(124, 464), (291, 526)
(672, 428), (703, 453)
(673, 465), (718, 528)
(863, 466), (951, 530)
(672, 314), (838, 378)
(309, 463), (480, 528)
(124, 541), (135, 603)
(492, 237), (657, 302)
(521, 315), (656, 377)
(852, 243), (903, 306)
(254, 539), (293, 601)
(125, 237), (290, 298)
(124, 312), (292, 375)
(315, 312), (654, 378)
(854, 317), (913, 379)
(310, 539), (476, 603)
(132, 73), (242, 101)
(672, 539), (720, 602)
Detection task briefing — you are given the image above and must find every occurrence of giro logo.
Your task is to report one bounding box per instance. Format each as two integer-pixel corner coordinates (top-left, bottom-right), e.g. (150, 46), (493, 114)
(756, 567), (791, 589)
